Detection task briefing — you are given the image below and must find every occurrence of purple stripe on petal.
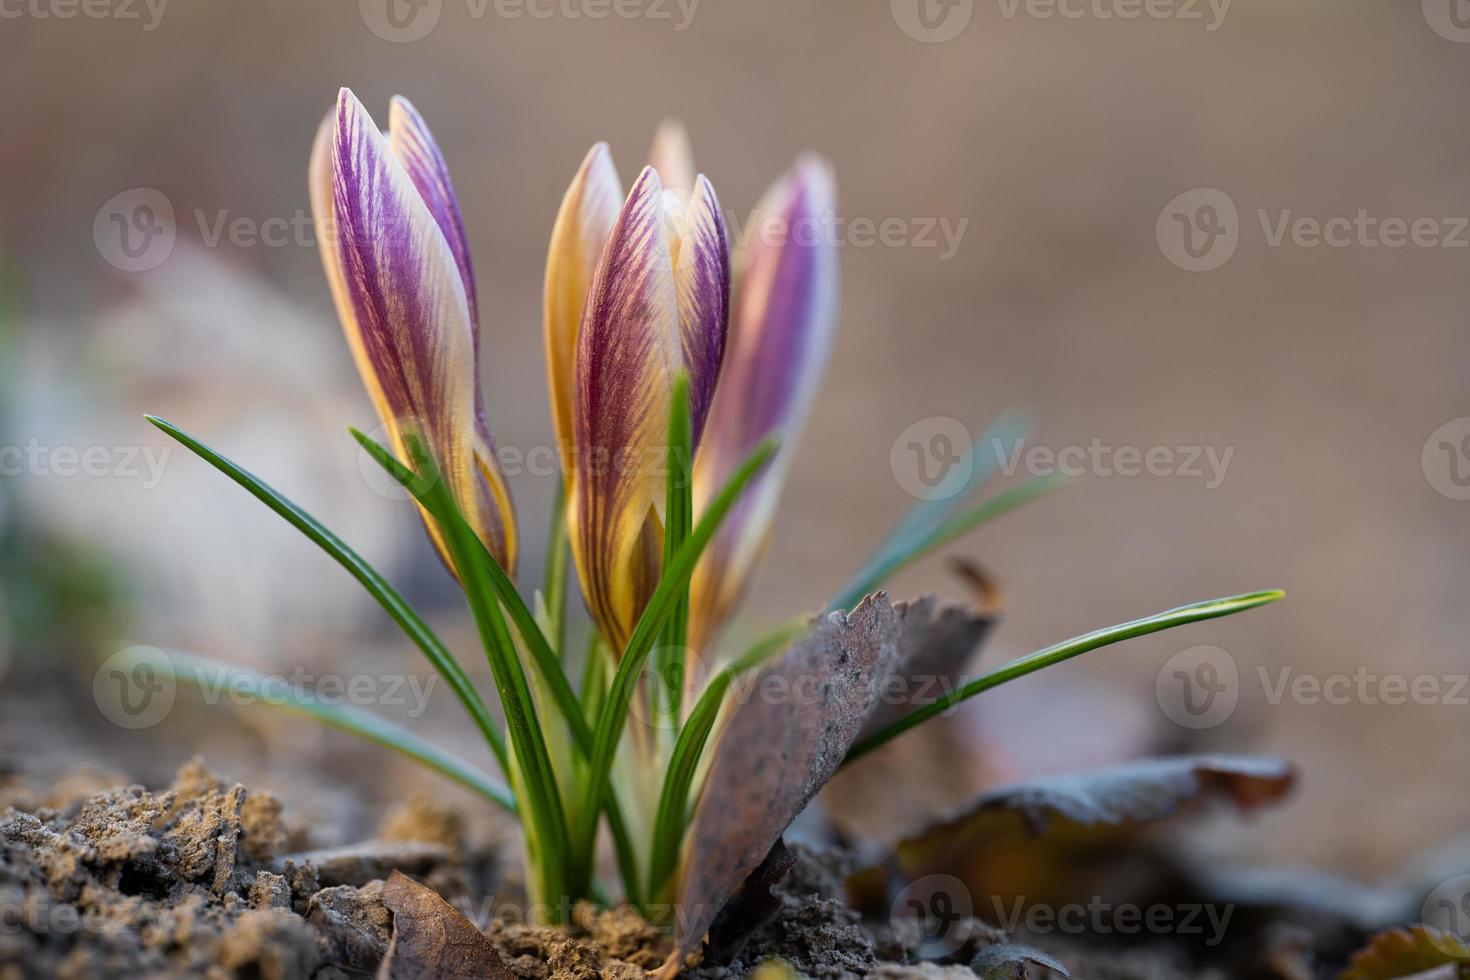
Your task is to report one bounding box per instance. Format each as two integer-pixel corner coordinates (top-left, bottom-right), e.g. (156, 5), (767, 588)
(672, 174), (731, 446)
(322, 89), (515, 573)
(571, 165), (680, 652)
(388, 96), (478, 334)
(689, 157), (838, 652)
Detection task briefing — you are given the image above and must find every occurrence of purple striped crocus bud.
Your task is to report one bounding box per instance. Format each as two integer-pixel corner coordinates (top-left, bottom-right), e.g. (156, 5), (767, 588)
(310, 88), (516, 574)
(568, 164), (731, 654)
(689, 157), (839, 653)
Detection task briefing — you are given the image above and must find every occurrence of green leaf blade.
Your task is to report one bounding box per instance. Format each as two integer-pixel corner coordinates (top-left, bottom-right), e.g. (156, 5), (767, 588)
(844, 589), (1285, 764)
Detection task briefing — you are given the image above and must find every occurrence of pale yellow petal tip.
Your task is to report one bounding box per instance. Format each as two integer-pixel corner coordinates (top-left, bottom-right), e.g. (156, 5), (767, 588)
(649, 118), (695, 192)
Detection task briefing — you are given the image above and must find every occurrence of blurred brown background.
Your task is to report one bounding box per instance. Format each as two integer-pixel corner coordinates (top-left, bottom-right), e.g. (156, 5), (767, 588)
(1, 0), (1468, 879)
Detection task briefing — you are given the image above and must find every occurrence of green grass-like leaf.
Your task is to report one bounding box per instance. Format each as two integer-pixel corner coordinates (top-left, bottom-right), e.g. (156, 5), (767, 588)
(829, 473), (1067, 613)
(144, 415), (509, 775)
(351, 428), (592, 751)
(653, 375), (694, 724)
(353, 428), (647, 906)
(645, 616), (808, 902)
(387, 430), (570, 908)
(570, 435), (779, 897)
(843, 589), (1284, 764)
(135, 647), (516, 813)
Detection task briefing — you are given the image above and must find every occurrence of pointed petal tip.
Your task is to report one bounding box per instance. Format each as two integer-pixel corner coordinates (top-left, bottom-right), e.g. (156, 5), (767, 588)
(649, 118), (694, 190)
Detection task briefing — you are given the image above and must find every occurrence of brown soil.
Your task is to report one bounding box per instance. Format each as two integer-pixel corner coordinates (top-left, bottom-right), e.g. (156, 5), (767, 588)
(0, 759), (1401, 979)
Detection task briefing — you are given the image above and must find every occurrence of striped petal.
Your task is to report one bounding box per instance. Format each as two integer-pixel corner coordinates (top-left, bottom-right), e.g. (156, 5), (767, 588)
(310, 88), (516, 574)
(387, 96), (478, 333)
(667, 173), (731, 445)
(545, 143), (622, 473)
(689, 157), (838, 653)
(570, 166), (681, 653)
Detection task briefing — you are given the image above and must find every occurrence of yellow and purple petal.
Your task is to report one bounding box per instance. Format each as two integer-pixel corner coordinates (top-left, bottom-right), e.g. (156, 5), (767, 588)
(545, 143), (622, 473)
(570, 166), (681, 653)
(647, 118), (694, 194)
(667, 173), (731, 444)
(689, 156), (838, 652)
(310, 88), (516, 574)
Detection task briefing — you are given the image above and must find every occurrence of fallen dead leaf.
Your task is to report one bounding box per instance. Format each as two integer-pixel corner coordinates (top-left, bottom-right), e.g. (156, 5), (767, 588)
(377, 871), (511, 980)
(656, 594), (899, 979)
(1340, 925), (1470, 980)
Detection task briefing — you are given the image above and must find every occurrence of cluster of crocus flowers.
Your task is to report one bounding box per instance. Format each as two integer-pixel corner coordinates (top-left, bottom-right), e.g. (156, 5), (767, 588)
(311, 87), (837, 666)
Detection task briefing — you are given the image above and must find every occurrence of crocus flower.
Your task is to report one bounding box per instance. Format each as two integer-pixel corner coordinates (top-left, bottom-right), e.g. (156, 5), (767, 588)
(688, 156), (839, 653)
(546, 140), (730, 654)
(310, 89), (516, 573)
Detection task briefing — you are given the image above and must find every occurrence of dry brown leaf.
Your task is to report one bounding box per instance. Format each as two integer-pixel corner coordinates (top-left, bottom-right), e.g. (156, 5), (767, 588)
(377, 871), (511, 980)
(885, 755), (1294, 889)
(1340, 925), (1470, 980)
(859, 594), (995, 738)
(655, 594), (900, 979)
(971, 943), (1071, 979)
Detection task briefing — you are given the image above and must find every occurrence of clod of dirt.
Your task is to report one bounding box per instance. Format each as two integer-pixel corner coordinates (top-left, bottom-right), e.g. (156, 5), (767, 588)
(310, 880), (393, 971)
(0, 759), (326, 978)
(490, 901), (667, 979)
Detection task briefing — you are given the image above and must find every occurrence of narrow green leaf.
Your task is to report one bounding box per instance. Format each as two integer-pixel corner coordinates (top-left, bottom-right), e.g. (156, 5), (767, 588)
(645, 616), (806, 901)
(351, 428), (592, 752)
(390, 430), (569, 908)
(543, 476), (570, 658)
(571, 435), (779, 895)
(137, 647), (516, 813)
(354, 429), (644, 905)
(844, 589), (1285, 764)
(873, 412), (1029, 563)
(654, 375), (693, 725)
(144, 415), (508, 776)
(829, 473), (1067, 613)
